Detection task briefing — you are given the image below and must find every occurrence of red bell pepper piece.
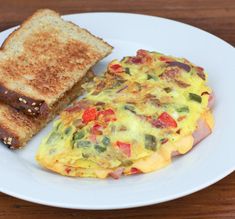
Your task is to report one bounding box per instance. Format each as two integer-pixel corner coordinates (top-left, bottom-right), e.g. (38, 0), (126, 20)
(116, 141), (131, 157)
(65, 167), (71, 174)
(157, 112), (177, 128)
(159, 56), (173, 62)
(108, 64), (123, 73)
(82, 108), (97, 123)
(130, 167), (141, 175)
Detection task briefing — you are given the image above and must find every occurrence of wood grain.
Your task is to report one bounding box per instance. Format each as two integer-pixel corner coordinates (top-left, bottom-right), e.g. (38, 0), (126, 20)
(0, 173), (234, 219)
(0, 0), (235, 45)
(0, 0), (234, 218)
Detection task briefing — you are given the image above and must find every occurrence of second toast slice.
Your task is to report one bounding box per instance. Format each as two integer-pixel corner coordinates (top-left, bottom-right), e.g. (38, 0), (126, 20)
(0, 70), (94, 149)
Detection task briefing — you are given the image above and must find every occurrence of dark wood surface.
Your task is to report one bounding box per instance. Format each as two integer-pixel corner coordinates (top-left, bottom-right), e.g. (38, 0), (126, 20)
(0, 0), (234, 218)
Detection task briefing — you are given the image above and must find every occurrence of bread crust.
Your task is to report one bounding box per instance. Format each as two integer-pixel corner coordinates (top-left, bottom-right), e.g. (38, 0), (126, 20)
(0, 10), (58, 49)
(0, 84), (49, 116)
(0, 70), (94, 149)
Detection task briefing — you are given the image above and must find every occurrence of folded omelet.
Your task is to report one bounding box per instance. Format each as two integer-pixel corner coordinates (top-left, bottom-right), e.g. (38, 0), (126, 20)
(36, 50), (214, 179)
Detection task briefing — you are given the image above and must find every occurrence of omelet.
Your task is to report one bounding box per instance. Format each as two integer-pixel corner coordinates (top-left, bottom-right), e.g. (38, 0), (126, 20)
(36, 50), (214, 179)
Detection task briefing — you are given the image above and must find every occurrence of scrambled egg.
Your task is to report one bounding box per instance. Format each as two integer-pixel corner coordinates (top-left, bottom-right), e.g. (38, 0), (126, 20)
(36, 50), (214, 179)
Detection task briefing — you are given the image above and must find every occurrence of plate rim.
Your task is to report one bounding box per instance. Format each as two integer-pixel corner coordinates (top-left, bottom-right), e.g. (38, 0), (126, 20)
(62, 11), (234, 50)
(0, 166), (234, 210)
(0, 12), (234, 210)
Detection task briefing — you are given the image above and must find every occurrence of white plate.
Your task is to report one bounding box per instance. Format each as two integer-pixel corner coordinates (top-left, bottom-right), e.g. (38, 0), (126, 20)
(0, 12), (234, 210)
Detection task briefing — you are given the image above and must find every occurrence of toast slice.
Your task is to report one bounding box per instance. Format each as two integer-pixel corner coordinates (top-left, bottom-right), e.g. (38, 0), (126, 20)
(0, 70), (94, 149)
(0, 9), (112, 117)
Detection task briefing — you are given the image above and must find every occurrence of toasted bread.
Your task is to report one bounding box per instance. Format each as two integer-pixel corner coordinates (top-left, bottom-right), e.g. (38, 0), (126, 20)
(0, 70), (94, 149)
(0, 9), (112, 117)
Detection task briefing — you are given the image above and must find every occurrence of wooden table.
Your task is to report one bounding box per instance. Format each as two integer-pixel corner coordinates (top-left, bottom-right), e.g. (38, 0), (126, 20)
(0, 0), (234, 218)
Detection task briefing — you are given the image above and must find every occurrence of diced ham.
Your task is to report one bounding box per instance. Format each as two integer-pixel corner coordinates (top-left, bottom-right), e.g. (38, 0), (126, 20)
(160, 68), (180, 79)
(65, 100), (90, 112)
(92, 81), (106, 95)
(208, 92), (215, 109)
(109, 167), (125, 179)
(91, 124), (103, 135)
(171, 118), (211, 157)
(196, 66), (206, 80)
(89, 134), (97, 143)
(151, 119), (165, 128)
(171, 151), (181, 157)
(145, 94), (162, 107)
(116, 141), (131, 157)
(127, 57), (143, 64)
(167, 61), (191, 72)
(192, 118), (211, 145)
(127, 49), (152, 64)
(174, 79), (190, 88)
(136, 49), (149, 57)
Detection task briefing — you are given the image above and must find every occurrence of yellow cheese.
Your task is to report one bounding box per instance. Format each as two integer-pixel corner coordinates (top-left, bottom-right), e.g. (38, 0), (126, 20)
(203, 110), (214, 129)
(132, 135), (194, 173)
(174, 135), (194, 154)
(133, 150), (171, 173)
